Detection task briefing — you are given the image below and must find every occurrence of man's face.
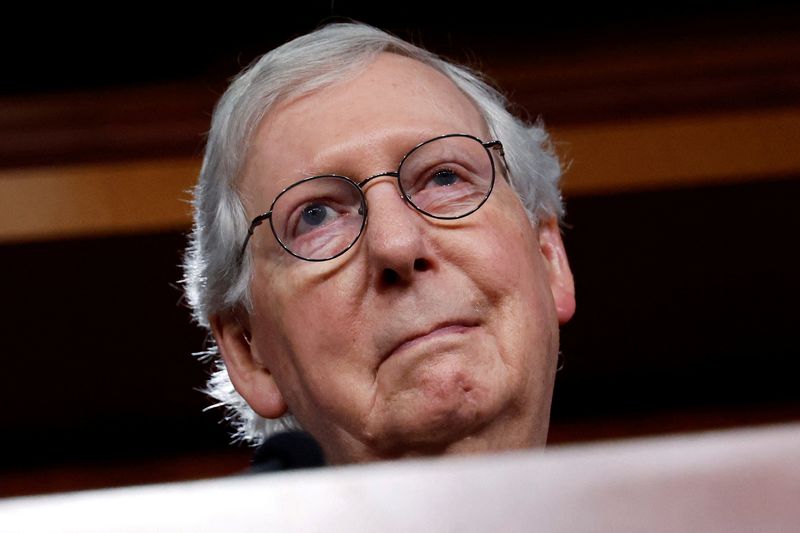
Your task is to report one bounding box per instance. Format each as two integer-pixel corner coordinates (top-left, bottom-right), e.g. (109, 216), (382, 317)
(217, 53), (575, 463)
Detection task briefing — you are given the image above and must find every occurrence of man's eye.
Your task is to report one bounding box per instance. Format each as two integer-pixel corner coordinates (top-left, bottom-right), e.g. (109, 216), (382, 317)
(301, 203), (330, 226)
(430, 169), (459, 187)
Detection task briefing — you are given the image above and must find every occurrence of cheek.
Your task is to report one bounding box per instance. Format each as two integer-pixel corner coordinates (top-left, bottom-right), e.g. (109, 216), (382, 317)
(250, 266), (369, 391)
(461, 201), (544, 303)
(257, 270), (355, 352)
(455, 199), (557, 369)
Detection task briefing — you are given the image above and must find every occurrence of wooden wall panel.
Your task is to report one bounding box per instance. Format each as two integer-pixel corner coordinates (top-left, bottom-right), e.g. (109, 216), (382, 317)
(0, 159), (199, 243)
(557, 107), (800, 194)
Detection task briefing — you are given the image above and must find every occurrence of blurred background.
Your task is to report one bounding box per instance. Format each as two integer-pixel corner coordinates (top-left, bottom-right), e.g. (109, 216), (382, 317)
(1, 3), (798, 496)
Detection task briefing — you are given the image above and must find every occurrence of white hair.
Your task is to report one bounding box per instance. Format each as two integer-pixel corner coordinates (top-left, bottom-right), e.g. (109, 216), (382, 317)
(182, 22), (564, 445)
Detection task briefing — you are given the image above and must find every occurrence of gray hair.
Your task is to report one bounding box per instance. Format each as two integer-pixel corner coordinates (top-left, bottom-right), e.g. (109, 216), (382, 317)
(182, 22), (564, 445)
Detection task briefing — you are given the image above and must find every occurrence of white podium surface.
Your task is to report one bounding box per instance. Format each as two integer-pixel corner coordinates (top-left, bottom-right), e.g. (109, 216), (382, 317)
(1, 423), (798, 532)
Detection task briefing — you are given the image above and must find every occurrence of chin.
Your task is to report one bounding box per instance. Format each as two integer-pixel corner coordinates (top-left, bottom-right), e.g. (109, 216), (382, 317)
(368, 369), (507, 457)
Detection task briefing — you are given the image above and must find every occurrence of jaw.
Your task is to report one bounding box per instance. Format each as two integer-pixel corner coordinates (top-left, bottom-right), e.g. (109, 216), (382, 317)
(319, 398), (548, 465)
(313, 362), (551, 464)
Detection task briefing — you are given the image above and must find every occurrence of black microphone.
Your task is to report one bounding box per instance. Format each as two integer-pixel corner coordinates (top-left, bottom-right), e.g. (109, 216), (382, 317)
(250, 431), (326, 473)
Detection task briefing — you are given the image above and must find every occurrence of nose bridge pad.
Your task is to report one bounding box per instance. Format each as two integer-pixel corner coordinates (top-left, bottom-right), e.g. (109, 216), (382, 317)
(359, 171), (403, 197)
(359, 171), (413, 221)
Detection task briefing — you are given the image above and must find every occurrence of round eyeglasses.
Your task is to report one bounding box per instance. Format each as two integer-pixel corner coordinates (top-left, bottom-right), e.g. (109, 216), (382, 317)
(240, 133), (505, 262)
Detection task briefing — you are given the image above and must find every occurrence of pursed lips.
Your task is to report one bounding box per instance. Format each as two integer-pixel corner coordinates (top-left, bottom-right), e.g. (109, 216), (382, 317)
(381, 320), (479, 363)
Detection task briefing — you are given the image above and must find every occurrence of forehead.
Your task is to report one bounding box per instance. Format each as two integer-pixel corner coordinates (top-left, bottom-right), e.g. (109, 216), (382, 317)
(241, 53), (489, 200)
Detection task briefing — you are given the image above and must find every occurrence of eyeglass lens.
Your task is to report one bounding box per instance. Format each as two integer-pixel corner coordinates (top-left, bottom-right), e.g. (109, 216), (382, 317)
(269, 135), (494, 261)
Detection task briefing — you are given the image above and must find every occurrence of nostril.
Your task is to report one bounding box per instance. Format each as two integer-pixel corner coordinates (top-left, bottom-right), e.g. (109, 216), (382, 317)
(380, 260), (429, 286)
(382, 268), (400, 285)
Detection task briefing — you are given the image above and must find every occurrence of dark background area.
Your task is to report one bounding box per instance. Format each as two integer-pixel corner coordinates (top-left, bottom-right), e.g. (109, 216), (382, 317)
(3, 3), (798, 96)
(1, 3), (798, 495)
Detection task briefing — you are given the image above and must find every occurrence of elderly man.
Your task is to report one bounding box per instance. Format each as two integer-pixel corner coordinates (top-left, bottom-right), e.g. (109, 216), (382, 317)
(183, 22), (575, 467)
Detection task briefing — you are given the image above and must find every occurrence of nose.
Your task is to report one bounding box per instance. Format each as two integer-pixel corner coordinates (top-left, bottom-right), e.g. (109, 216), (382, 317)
(361, 177), (431, 287)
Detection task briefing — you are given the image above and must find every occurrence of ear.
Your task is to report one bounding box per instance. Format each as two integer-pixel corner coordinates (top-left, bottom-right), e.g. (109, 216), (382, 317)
(537, 217), (576, 325)
(210, 311), (288, 419)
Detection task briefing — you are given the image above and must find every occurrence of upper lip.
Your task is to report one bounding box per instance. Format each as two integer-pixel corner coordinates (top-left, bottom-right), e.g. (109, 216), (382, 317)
(381, 319), (479, 362)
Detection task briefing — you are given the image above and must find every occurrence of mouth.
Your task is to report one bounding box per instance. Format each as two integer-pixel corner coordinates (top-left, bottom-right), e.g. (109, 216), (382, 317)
(382, 320), (479, 362)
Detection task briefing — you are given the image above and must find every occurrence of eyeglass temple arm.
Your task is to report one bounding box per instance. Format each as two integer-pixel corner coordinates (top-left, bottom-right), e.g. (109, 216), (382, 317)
(239, 212), (271, 261)
(483, 140), (510, 181)
(483, 140), (504, 155)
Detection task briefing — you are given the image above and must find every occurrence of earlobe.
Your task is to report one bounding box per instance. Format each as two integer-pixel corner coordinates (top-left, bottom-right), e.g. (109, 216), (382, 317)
(538, 217), (576, 325)
(210, 311), (288, 419)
